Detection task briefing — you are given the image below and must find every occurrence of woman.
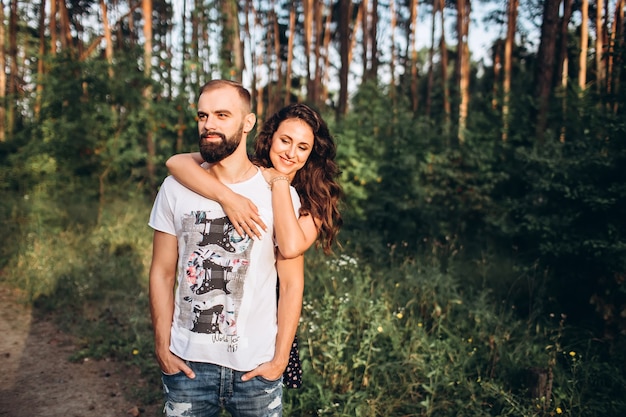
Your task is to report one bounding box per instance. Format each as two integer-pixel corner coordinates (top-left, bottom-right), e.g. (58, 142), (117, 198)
(166, 103), (343, 387)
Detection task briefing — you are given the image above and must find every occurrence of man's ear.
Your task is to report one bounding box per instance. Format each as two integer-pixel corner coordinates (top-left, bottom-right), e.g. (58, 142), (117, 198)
(243, 113), (256, 133)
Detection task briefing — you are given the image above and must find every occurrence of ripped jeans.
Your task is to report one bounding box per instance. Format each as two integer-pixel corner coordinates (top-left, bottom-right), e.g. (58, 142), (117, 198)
(161, 362), (283, 417)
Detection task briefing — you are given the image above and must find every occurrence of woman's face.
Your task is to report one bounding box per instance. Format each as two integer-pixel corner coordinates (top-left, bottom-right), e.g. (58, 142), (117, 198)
(269, 118), (314, 178)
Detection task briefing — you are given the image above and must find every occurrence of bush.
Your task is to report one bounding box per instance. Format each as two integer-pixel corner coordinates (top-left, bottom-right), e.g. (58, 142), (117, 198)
(283, 248), (626, 416)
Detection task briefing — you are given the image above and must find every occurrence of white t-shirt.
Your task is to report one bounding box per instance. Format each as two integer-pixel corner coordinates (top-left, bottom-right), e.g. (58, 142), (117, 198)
(149, 168), (301, 371)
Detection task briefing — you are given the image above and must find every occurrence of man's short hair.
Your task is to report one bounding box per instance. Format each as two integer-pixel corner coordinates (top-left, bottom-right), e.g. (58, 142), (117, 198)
(199, 80), (252, 113)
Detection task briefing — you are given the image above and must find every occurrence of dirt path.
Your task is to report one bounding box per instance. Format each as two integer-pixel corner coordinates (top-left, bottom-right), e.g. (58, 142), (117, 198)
(0, 285), (161, 417)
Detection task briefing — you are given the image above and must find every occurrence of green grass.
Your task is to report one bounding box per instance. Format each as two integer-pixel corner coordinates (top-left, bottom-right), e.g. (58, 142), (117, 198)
(0, 188), (162, 404)
(1, 191), (625, 416)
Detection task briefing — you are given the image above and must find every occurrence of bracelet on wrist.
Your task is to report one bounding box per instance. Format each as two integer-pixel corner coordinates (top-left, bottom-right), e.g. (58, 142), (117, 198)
(268, 176), (290, 190)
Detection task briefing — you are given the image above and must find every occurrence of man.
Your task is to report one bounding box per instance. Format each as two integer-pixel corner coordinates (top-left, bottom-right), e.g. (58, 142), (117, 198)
(148, 79), (303, 416)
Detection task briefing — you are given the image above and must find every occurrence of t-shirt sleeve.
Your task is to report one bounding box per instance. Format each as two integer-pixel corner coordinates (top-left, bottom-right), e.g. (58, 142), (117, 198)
(148, 177), (176, 236)
(289, 186), (302, 217)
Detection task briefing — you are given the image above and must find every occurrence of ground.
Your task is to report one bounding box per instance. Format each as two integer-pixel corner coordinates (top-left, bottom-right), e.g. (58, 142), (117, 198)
(0, 285), (162, 417)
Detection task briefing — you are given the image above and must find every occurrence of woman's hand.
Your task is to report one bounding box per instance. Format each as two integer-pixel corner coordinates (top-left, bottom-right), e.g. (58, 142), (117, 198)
(221, 192), (267, 239)
(261, 167), (295, 183)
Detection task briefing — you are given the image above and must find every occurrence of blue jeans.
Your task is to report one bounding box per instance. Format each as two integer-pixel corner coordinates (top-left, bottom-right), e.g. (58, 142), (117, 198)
(161, 362), (283, 417)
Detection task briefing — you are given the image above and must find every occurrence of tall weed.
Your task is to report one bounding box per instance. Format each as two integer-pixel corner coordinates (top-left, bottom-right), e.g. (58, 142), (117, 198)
(285, 249), (625, 416)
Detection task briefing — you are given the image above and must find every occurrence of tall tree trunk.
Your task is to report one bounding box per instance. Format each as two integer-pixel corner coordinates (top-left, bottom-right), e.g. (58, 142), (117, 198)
(143, 0), (156, 189)
(348, 3), (361, 66)
(256, 59), (264, 117)
(262, 21), (273, 118)
(440, 5), (451, 133)
(426, 0), (436, 117)
(456, 0), (471, 144)
(191, 0), (198, 88)
(369, 0), (379, 78)
(596, 0), (604, 92)
(221, 0), (243, 81)
(128, 5), (136, 47)
(534, 0), (561, 142)
(7, 0), (17, 137)
(50, 0), (57, 55)
(559, 0), (573, 143)
(389, 0), (397, 91)
(58, 0), (73, 53)
(557, 0), (573, 90)
(97, 0), (121, 221)
(231, 2), (243, 81)
(271, 9), (283, 114)
(602, 0), (610, 92)
(245, 0), (257, 110)
(35, 0), (47, 120)
(337, 0), (352, 120)
(0, 0), (5, 142)
(101, 0), (114, 77)
(285, 1), (296, 106)
(176, 0), (189, 153)
(607, 0), (624, 94)
(502, 0), (518, 141)
(491, 40), (502, 110)
(165, 9), (173, 100)
(361, 0), (369, 81)
(304, 0), (314, 101)
(312, 1), (324, 105)
(143, 1), (153, 81)
(321, 4), (333, 103)
(408, 0), (419, 112)
(578, 0), (589, 91)
(609, 0), (624, 113)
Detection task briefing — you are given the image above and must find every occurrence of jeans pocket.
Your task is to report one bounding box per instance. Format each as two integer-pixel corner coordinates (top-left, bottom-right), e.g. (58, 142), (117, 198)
(255, 374), (283, 384)
(162, 370), (185, 377)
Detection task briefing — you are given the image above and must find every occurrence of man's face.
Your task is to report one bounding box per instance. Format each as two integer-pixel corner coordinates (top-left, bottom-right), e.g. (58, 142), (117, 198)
(198, 123), (243, 163)
(196, 87), (247, 163)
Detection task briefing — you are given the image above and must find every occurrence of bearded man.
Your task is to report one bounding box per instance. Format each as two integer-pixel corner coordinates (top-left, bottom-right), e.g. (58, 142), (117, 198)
(148, 80), (303, 417)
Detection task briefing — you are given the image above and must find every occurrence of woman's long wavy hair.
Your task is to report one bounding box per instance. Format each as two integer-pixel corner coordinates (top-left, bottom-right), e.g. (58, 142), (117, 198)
(252, 103), (343, 253)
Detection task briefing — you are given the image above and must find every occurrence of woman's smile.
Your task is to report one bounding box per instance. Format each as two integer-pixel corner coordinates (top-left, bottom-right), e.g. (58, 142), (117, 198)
(269, 118), (314, 177)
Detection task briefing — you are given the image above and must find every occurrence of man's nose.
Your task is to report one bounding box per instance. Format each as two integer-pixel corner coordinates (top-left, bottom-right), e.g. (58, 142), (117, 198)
(201, 115), (216, 130)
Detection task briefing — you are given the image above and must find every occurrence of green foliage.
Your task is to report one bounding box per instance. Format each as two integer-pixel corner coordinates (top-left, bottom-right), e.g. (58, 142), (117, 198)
(332, 81), (391, 222)
(3, 50), (193, 202)
(4, 53), (133, 195)
(2, 183), (624, 416)
(281, 249), (626, 416)
(334, 81), (506, 257)
(333, 76), (626, 341)
(495, 92), (626, 327)
(0, 190), (161, 404)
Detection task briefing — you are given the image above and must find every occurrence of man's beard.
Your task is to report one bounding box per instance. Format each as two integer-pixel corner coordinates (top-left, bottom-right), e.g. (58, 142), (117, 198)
(198, 124), (244, 163)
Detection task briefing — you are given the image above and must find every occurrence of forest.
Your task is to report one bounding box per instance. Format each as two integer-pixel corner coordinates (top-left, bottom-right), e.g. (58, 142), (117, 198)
(0, 0), (625, 416)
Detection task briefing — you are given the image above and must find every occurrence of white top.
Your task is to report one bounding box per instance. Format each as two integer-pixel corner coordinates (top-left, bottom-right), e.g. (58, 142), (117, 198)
(149, 168), (301, 371)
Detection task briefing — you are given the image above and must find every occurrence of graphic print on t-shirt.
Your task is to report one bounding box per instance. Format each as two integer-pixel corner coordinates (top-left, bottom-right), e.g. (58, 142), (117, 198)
(178, 211), (253, 336)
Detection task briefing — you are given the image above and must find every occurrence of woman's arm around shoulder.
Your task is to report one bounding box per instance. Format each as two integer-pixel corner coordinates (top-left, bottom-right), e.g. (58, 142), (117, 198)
(166, 153), (266, 238)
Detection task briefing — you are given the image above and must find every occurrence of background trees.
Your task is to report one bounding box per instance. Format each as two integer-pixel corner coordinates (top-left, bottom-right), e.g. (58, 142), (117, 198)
(1, 0), (625, 415)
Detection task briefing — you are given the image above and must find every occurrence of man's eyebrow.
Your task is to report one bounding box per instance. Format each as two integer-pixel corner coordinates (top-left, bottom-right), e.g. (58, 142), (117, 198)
(197, 109), (232, 115)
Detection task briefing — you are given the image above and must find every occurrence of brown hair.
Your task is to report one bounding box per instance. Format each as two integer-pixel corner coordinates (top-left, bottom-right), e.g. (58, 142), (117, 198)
(198, 80), (252, 113)
(252, 104), (343, 253)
